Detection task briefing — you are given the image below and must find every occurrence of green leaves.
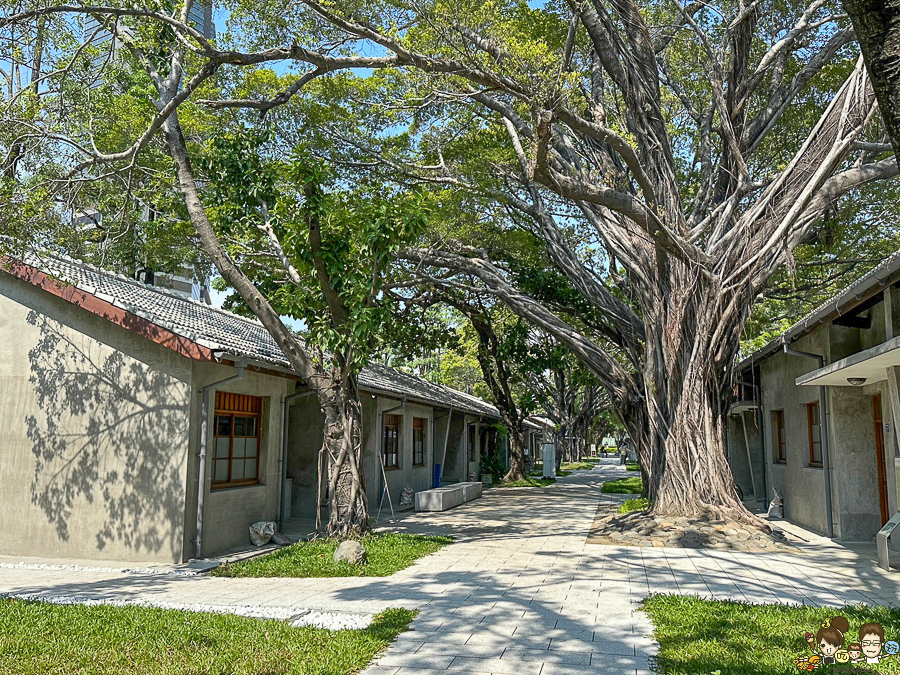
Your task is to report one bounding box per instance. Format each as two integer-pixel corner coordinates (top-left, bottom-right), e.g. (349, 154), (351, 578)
(201, 131), (430, 372)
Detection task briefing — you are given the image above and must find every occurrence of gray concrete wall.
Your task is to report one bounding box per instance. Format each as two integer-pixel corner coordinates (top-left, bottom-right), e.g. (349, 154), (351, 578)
(757, 323), (900, 542)
(0, 274), (192, 563)
(726, 411), (763, 501)
(760, 330), (833, 536)
(186, 362), (292, 558)
(285, 394), (324, 522)
(829, 323), (862, 362)
(829, 384), (882, 540)
(370, 399), (435, 511)
(861, 301), (887, 351)
(440, 412), (467, 483)
(862, 381), (899, 548)
(284, 394), (492, 525)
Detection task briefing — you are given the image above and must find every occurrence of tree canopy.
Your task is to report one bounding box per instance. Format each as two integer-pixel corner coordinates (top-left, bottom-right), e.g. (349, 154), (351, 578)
(2, 0), (898, 523)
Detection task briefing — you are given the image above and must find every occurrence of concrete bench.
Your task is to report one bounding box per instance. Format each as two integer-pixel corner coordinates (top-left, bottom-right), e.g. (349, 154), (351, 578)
(415, 482), (482, 512)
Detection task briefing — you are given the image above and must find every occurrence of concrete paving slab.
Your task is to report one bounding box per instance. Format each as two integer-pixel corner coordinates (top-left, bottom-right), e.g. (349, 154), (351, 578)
(1, 463), (898, 675)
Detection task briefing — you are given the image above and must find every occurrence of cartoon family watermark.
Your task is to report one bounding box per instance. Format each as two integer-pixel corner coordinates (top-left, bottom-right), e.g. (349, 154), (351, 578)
(793, 616), (899, 672)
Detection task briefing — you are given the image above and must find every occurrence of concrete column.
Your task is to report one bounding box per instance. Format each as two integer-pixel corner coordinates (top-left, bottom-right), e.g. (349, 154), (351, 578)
(886, 286), (895, 340)
(886, 366), (900, 458)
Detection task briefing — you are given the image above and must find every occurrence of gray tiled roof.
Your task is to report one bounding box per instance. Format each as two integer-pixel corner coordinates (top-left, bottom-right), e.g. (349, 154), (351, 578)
(359, 363), (499, 417)
(8, 251), (499, 418)
(741, 248), (900, 369)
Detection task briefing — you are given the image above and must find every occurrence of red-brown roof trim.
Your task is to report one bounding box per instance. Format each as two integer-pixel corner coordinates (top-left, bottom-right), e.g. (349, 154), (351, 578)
(1, 256), (216, 362)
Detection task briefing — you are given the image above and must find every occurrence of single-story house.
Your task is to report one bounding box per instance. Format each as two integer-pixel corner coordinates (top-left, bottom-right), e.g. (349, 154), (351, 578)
(523, 416), (553, 464)
(0, 252), (501, 564)
(728, 251), (900, 543)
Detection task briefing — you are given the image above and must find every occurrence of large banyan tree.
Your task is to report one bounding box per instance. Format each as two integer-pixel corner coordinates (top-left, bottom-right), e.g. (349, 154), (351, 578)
(1, 0), (898, 523)
(278, 0), (899, 521)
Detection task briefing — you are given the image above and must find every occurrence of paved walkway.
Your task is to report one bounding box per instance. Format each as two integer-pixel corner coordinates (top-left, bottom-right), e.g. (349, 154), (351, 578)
(1, 463), (899, 674)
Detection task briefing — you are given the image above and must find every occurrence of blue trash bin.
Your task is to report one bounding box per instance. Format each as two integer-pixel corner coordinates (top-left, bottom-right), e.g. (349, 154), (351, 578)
(433, 463), (442, 488)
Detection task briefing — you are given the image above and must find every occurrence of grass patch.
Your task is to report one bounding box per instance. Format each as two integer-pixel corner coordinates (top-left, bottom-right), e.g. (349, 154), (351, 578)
(560, 461), (594, 472)
(527, 463), (570, 477)
(601, 476), (643, 494)
(643, 594), (900, 674)
(618, 498), (650, 514)
(626, 463), (641, 472)
(211, 533), (451, 578)
(495, 477), (556, 488)
(0, 599), (415, 675)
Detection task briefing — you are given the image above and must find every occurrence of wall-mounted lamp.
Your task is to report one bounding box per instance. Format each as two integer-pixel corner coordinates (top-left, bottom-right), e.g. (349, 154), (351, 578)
(847, 377), (867, 386)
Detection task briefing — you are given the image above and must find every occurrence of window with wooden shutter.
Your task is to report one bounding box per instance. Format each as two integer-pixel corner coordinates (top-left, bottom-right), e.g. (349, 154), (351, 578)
(212, 392), (262, 488)
(413, 418), (426, 466)
(807, 402), (822, 467)
(383, 414), (400, 469)
(773, 410), (786, 463)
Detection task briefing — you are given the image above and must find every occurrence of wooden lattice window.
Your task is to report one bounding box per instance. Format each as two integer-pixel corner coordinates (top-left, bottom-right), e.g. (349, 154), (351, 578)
(413, 418), (426, 466)
(807, 402), (822, 467)
(213, 392), (262, 488)
(383, 414), (400, 469)
(773, 410), (786, 463)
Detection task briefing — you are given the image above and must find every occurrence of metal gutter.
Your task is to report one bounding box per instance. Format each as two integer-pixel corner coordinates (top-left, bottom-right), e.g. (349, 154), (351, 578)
(196, 358), (247, 559)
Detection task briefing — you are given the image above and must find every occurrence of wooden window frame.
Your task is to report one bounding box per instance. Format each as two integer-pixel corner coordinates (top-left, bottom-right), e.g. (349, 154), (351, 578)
(807, 401), (823, 467)
(212, 393), (262, 489)
(773, 410), (786, 464)
(383, 414), (401, 469)
(412, 417), (426, 467)
(468, 424), (476, 462)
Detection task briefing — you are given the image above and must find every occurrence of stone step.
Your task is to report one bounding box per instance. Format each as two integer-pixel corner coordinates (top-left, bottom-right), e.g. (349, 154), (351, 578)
(415, 482), (483, 512)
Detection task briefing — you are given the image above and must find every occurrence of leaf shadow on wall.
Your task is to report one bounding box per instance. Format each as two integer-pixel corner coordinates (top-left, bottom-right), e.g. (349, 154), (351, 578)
(24, 310), (189, 557)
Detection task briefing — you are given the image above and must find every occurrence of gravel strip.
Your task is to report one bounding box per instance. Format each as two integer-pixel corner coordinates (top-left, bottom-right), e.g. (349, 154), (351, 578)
(1, 592), (374, 629)
(0, 562), (204, 577)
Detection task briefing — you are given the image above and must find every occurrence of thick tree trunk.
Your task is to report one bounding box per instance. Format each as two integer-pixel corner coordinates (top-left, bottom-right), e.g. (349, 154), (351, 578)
(502, 423), (528, 482)
(317, 373), (369, 537)
(555, 422), (569, 472)
(163, 113), (370, 537)
(621, 383), (748, 522)
(627, 275), (763, 526)
(651, 387), (746, 519)
(844, 0), (900, 158)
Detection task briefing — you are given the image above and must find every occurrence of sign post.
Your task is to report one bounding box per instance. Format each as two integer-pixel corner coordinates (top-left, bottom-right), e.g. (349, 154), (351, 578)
(876, 511), (900, 571)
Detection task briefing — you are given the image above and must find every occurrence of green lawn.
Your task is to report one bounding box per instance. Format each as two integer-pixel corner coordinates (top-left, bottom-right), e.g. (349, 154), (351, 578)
(495, 477), (556, 488)
(601, 476), (643, 494)
(0, 599), (414, 675)
(211, 533), (451, 578)
(560, 461), (594, 472)
(626, 463), (641, 472)
(618, 497), (649, 514)
(643, 594), (900, 674)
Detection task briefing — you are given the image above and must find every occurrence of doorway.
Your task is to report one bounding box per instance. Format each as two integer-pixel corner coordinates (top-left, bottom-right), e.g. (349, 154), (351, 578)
(873, 394), (890, 525)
